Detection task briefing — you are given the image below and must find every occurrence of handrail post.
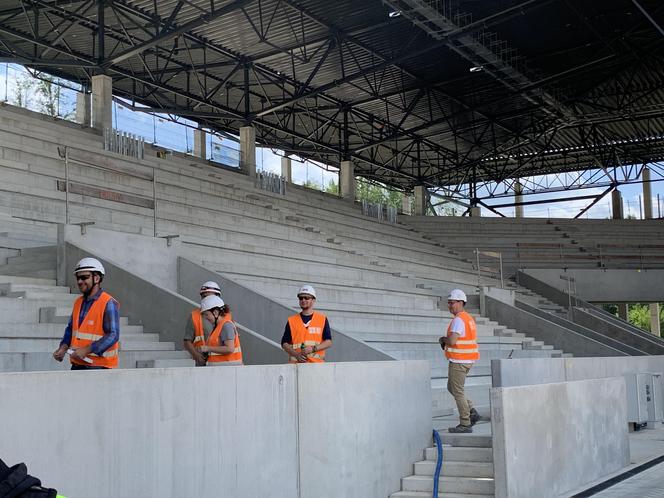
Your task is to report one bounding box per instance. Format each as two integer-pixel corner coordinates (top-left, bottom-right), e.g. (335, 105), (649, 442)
(64, 146), (69, 225)
(499, 251), (504, 289)
(475, 247), (481, 290)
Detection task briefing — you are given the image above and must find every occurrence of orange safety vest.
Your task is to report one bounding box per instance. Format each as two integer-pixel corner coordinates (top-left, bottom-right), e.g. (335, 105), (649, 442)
(206, 314), (243, 365)
(287, 312), (327, 363)
(70, 291), (119, 368)
(445, 311), (480, 362)
(191, 308), (233, 346)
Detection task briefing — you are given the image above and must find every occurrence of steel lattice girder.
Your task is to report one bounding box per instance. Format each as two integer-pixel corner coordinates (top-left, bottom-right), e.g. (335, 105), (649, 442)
(0, 0), (663, 199)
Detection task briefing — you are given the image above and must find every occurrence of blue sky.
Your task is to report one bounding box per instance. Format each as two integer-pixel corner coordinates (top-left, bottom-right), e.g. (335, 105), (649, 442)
(2, 62), (662, 219)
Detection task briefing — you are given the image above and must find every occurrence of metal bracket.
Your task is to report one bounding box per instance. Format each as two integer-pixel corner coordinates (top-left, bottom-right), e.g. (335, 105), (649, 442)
(72, 221), (95, 235)
(159, 234), (180, 247)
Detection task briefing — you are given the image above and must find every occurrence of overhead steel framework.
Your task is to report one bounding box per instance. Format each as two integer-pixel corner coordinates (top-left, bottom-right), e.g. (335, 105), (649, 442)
(0, 0), (664, 211)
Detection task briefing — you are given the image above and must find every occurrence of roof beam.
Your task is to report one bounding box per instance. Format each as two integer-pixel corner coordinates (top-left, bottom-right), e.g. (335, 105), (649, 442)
(102, 0), (253, 67)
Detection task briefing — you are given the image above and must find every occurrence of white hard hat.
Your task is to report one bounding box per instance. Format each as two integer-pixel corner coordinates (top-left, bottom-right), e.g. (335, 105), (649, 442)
(200, 295), (225, 312)
(199, 281), (222, 295)
(447, 289), (467, 303)
(297, 284), (316, 299)
(74, 257), (105, 275)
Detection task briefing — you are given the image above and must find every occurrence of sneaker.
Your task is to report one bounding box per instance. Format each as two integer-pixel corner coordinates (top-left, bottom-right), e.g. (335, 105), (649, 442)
(470, 408), (480, 426)
(448, 424), (473, 433)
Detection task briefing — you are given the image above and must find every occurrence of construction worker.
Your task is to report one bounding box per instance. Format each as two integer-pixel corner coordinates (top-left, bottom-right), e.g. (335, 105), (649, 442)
(183, 281), (225, 366)
(52, 257), (120, 370)
(281, 285), (332, 363)
(439, 289), (481, 433)
(196, 295), (243, 365)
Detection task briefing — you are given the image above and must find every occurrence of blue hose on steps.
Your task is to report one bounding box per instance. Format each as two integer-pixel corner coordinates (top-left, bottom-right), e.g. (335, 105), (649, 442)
(432, 429), (443, 498)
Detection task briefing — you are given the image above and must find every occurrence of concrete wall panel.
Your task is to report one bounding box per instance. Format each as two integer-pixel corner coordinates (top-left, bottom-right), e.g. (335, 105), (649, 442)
(492, 356), (664, 387)
(0, 365), (299, 498)
(0, 361), (431, 498)
(297, 361), (432, 498)
(491, 377), (629, 498)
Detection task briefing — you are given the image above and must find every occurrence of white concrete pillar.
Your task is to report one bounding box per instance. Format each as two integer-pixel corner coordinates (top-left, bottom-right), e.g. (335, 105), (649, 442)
(239, 126), (256, 177)
(514, 180), (524, 218)
(470, 206), (481, 217)
(193, 127), (206, 159)
(75, 91), (91, 126)
(281, 156), (292, 183)
(91, 74), (113, 133)
(611, 189), (623, 219)
(401, 193), (412, 215)
(413, 185), (428, 216)
(643, 167), (653, 219)
(650, 303), (661, 336)
(340, 160), (355, 201)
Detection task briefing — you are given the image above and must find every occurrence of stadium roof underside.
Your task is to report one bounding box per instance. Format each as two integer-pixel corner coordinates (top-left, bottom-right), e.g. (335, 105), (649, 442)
(1, 0), (664, 203)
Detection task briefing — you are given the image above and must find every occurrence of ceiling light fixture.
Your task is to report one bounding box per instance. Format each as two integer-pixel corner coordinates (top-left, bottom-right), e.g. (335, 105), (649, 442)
(469, 65), (483, 73)
(388, 10), (402, 18)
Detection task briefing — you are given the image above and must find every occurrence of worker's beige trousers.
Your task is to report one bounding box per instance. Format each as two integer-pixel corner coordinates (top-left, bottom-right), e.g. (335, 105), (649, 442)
(447, 361), (474, 426)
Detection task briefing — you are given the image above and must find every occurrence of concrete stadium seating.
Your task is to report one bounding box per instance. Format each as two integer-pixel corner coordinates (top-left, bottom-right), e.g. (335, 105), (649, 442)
(0, 103), (584, 496)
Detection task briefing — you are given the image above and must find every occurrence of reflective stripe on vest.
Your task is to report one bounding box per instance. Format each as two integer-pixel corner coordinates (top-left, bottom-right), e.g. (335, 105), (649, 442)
(70, 291), (119, 368)
(287, 312), (327, 363)
(445, 311), (479, 362)
(206, 314), (243, 364)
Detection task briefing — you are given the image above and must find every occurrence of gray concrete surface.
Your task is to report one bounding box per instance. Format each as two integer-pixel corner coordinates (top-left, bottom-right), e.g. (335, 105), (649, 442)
(522, 268), (664, 303)
(0, 360), (431, 498)
(485, 296), (625, 357)
(492, 356), (664, 388)
(298, 361), (432, 498)
(491, 377), (630, 498)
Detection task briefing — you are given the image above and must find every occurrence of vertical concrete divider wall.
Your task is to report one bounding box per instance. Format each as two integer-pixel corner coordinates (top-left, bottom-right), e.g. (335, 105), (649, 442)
(0, 361), (432, 498)
(491, 356), (664, 388)
(520, 268), (664, 303)
(63, 242), (285, 364)
(297, 361), (432, 498)
(491, 377), (630, 498)
(177, 258), (393, 362)
(484, 295), (625, 357)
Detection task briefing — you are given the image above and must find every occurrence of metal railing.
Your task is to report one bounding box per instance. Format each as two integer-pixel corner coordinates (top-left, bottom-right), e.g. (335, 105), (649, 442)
(473, 248), (504, 289)
(255, 170), (286, 195)
(361, 200), (398, 223)
(104, 127), (145, 159)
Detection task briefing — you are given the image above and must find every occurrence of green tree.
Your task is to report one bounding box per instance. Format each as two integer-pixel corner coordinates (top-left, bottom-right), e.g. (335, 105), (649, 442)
(302, 179), (321, 190)
(325, 180), (339, 195)
(12, 74), (35, 109)
(356, 177), (401, 208)
(628, 303), (651, 332)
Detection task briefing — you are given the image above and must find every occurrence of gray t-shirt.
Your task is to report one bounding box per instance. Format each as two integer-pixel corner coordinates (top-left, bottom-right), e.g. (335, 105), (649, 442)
(183, 314), (235, 344)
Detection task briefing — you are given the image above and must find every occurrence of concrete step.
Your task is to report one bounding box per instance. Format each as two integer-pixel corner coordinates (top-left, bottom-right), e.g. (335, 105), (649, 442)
(39, 307), (130, 325)
(0, 275), (56, 286)
(391, 491), (494, 498)
(0, 323), (144, 338)
(5, 291), (77, 302)
(0, 338), (173, 352)
(414, 460), (494, 478)
(0, 283), (70, 295)
(0, 350), (192, 372)
(401, 475), (494, 495)
(438, 434), (492, 448)
(0, 268), (57, 279)
(425, 446), (493, 463)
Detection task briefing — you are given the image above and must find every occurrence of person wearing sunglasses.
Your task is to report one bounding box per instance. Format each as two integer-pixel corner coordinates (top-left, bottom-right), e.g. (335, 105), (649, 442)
(281, 285), (332, 363)
(52, 257), (120, 370)
(183, 281), (225, 366)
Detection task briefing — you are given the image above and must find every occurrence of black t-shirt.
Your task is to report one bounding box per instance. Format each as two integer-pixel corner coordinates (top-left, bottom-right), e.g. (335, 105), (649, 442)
(281, 313), (332, 345)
